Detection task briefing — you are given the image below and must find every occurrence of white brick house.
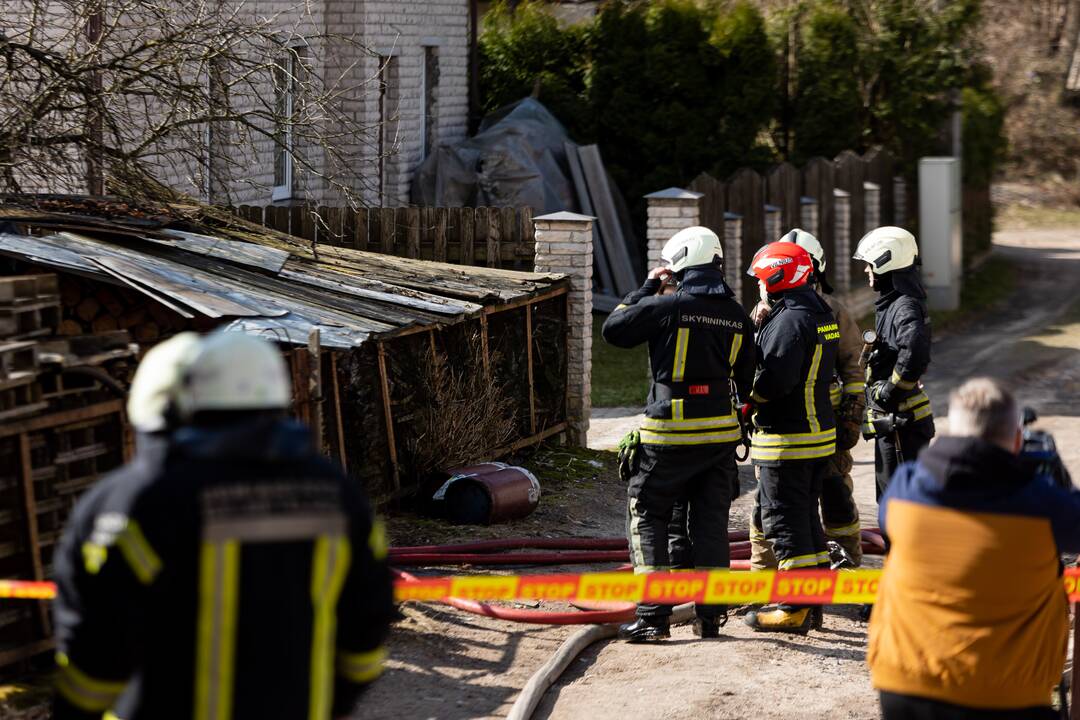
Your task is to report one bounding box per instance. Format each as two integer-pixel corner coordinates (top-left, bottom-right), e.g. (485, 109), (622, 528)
(231, 0), (473, 207)
(7, 0), (472, 207)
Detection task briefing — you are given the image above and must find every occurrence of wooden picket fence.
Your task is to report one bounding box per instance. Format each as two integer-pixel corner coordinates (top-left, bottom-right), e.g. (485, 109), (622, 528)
(232, 205), (537, 271)
(690, 146), (917, 309)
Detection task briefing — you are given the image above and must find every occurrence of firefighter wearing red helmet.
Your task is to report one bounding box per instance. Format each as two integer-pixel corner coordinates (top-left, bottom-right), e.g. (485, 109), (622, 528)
(742, 241), (840, 633)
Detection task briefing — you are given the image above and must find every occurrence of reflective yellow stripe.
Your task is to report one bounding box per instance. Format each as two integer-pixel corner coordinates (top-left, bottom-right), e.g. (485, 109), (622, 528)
(195, 540), (240, 720)
(117, 519), (162, 585)
(890, 370), (916, 390)
(614, 304), (628, 311)
(898, 392), (930, 412)
(309, 535), (352, 720)
(752, 429), (835, 447)
(844, 382), (865, 394)
(829, 385), (842, 409)
(750, 390), (768, 403)
(911, 403), (933, 422)
(778, 553), (823, 570)
(628, 498), (646, 569)
(641, 413), (738, 432)
(368, 519), (388, 562)
(728, 333), (743, 373)
(640, 429), (743, 446)
(672, 398), (684, 421)
(672, 328), (690, 382)
(825, 520), (861, 537)
(751, 443), (835, 461)
(55, 652), (126, 713)
(805, 344), (823, 434)
(337, 647), (387, 684)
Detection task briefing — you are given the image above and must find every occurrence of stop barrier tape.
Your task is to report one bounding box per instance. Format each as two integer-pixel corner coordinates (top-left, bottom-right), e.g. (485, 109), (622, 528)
(7, 568), (1080, 604)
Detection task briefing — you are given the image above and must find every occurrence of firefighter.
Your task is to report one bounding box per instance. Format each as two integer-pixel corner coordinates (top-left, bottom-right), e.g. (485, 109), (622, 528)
(853, 226), (935, 498)
(52, 332), (394, 720)
(742, 241), (839, 633)
(603, 226), (754, 642)
(748, 230), (865, 569)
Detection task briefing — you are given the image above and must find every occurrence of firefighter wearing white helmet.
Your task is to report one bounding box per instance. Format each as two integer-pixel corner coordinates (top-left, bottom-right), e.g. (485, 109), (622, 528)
(746, 229), (867, 571)
(53, 331), (394, 720)
(854, 226), (935, 499)
(603, 226), (754, 642)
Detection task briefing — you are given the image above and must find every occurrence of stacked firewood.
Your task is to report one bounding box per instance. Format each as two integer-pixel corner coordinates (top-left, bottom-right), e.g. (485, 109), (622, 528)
(57, 275), (191, 343)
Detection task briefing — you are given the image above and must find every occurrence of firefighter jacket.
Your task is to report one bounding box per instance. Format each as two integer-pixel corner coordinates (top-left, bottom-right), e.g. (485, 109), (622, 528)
(870, 436), (1080, 710)
(749, 287), (839, 462)
(820, 294), (864, 410)
(602, 267), (755, 447)
(52, 417), (394, 720)
(864, 268), (933, 436)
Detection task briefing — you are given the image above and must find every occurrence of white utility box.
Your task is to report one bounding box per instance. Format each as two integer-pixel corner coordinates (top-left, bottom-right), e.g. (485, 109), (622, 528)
(918, 157), (962, 310)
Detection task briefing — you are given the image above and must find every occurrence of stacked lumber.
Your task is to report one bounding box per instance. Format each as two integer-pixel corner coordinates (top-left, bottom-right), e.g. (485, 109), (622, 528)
(0, 273), (136, 667)
(565, 143), (642, 312)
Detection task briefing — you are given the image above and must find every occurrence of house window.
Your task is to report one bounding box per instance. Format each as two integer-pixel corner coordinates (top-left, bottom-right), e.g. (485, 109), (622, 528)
(421, 46), (440, 161)
(378, 54), (399, 204)
(273, 46), (302, 202)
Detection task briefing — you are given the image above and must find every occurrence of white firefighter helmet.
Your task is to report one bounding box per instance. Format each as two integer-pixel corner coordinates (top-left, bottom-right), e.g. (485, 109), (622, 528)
(178, 332), (291, 417)
(661, 226), (723, 274)
(126, 332), (202, 433)
(779, 228), (825, 274)
(854, 226), (918, 274)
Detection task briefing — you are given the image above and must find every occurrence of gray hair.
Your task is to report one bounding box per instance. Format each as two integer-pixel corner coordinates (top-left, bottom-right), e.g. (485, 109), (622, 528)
(947, 377), (1019, 448)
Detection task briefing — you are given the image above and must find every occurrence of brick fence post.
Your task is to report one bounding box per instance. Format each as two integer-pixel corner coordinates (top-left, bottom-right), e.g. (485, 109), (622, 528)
(533, 211), (594, 447)
(834, 188), (852, 294)
(864, 181), (881, 232)
(644, 187), (703, 269)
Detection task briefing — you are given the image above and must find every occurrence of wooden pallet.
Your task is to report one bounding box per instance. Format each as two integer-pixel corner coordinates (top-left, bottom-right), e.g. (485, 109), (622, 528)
(0, 275), (57, 305)
(0, 340), (38, 379)
(0, 376), (47, 422)
(0, 301), (61, 339)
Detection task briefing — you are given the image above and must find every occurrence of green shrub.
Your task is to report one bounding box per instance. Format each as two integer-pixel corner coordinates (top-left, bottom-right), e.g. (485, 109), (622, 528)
(478, 1), (590, 133)
(962, 71), (1007, 187)
(790, 2), (863, 162)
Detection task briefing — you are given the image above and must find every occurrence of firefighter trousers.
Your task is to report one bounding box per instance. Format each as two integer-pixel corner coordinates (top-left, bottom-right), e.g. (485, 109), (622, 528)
(750, 450), (861, 568)
(874, 420), (935, 500)
(627, 443), (737, 621)
(753, 458), (830, 609)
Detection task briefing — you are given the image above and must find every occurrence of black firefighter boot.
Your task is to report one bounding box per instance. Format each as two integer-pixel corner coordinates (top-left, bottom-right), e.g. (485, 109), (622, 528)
(617, 616), (670, 643)
(692, 609), (728, 639)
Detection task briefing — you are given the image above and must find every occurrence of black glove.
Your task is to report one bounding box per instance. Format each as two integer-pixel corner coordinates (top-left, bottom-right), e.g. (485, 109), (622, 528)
(870, 380), (898, 412)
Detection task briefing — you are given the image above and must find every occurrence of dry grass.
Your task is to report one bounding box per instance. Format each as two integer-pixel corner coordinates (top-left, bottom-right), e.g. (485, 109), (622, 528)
(409, 335), (519, 477)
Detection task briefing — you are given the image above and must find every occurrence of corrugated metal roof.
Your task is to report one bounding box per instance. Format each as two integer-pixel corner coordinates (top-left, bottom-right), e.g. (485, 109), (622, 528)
(0, 197), (566, 349)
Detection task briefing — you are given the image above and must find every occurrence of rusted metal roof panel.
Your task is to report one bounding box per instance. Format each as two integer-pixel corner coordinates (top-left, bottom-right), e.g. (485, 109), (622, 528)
(0, 196), (569, 349)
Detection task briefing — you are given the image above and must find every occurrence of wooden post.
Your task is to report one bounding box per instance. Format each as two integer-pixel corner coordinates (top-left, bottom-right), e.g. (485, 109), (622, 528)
(330, 352), (347, 471)
(307, 329), (323, 453)
(428, 329), (438, 363)
(405, 207), (421, 258)
(460, 207), (475, 266)
(354, 208), (369, 251)
(376, 342), (399, 493)
(18, 433), (49, 635)
(525, 302), (537, 435)
(434, 208), (449, 262)
(483, 313), (492, 375)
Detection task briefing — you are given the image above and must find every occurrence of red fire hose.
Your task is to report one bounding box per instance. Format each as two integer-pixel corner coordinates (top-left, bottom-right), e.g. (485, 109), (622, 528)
(393, 529), (886, 625)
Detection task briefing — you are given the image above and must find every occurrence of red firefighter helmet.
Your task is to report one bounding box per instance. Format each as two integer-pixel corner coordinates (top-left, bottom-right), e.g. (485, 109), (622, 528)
(746, 241), (814, 292)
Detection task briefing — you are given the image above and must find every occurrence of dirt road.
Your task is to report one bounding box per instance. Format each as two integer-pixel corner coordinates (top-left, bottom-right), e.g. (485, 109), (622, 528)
(361, 225), (1080, 720)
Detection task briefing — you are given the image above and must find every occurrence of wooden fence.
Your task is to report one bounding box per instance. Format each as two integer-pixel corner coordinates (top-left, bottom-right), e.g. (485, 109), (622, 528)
(690, 147), (922, 309)
(232, 205), (537, 271)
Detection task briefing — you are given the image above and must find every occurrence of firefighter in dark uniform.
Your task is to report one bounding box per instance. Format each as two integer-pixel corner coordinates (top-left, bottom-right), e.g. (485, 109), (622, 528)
(742, 241), (839, 633)
(52, 332), (394, 720)
(748, 230), (865, 570)
(853, 226), (935, 498)
(603, 226), (754, 642)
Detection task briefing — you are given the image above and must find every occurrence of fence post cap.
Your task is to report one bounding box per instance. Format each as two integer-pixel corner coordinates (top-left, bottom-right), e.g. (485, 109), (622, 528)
(644, 187), (703, 200)
(533, 211), (596, 223)
(723, 211), (743, 220)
